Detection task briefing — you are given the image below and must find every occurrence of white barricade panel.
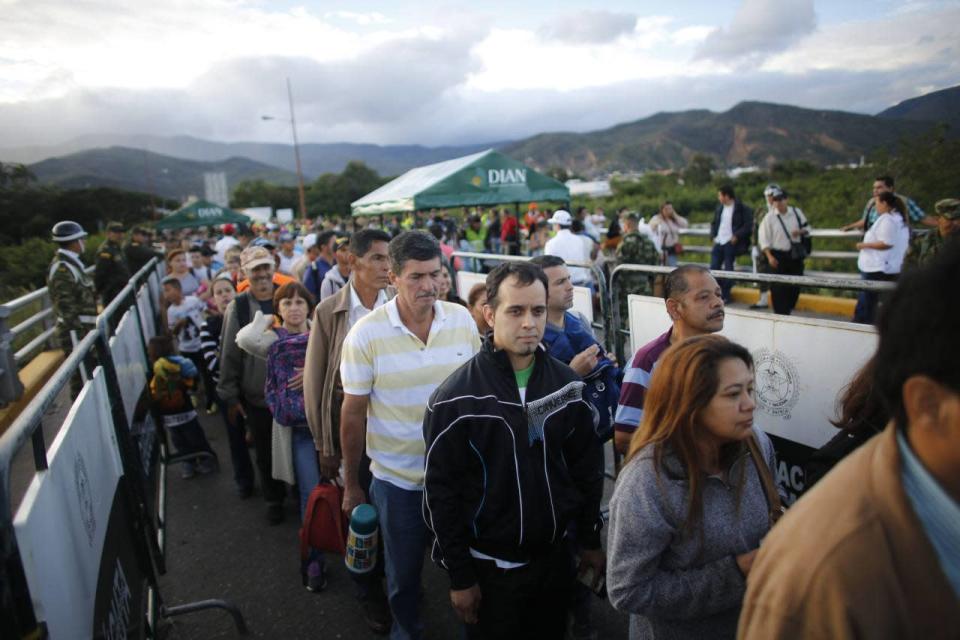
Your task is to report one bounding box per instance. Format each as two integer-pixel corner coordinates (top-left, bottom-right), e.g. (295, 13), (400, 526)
(572, 287), (593, 324)
(627, 294), (876, 501)
(458, 271), (593, 324)
(14, 368), (126, 639)
(456, 271), (486, 302)
(136, 284), (156, 339)
(110, 308), (148, 425)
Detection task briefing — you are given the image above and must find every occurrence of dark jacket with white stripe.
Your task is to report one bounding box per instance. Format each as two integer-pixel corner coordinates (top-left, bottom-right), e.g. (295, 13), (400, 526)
(422, 338), (605, 590)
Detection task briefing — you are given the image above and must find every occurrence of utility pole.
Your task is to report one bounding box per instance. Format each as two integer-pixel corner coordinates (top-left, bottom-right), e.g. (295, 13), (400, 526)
(288, 78), (308, 221)
(263, 77), (308, 221)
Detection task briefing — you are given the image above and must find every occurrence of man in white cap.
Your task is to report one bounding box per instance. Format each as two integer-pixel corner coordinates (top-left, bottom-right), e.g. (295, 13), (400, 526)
(544, 210), (593, 287)
(292, 232), (319, 282)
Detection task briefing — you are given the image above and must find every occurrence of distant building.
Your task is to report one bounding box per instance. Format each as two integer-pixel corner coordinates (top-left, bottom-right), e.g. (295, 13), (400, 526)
(204, 172), (229, 207)
(566, 179), (613, 198)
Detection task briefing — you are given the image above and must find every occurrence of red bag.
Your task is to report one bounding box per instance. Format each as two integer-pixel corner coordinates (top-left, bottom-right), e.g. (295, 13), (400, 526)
(299, 481), (347, 557)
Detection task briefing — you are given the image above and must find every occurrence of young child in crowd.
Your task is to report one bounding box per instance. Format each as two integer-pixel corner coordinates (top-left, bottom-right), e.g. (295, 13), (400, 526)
(148, 335), (217, 479)
(162, 275), (211, 406)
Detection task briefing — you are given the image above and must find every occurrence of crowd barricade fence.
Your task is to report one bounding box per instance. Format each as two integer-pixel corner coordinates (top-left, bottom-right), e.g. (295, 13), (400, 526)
(0, 258), (248, 639)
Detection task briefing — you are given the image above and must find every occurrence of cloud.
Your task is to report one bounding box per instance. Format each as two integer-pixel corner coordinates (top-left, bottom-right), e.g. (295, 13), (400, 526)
(539, 10), (638, 44)
(695, 0), (816, 62)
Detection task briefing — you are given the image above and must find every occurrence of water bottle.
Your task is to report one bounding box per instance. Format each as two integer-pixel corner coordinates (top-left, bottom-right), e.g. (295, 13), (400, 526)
(345, 503), (379, 574)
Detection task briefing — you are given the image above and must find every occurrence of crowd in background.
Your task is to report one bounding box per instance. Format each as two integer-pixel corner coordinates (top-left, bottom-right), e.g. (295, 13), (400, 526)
(38, 171), (960, 639)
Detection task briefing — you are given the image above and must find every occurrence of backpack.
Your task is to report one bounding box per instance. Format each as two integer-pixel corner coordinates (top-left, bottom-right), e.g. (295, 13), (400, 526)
(542, 313), (621, 442)
(299, 481), (347, 558)
(264, 329), (310, 427)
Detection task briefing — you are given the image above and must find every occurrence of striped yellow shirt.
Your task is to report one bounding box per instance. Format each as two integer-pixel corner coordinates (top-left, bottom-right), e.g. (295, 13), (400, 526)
(340, 298), (481, 489)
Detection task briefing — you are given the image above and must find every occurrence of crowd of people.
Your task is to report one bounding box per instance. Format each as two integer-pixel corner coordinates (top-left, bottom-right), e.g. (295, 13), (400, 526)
(37, 173), (960, 639)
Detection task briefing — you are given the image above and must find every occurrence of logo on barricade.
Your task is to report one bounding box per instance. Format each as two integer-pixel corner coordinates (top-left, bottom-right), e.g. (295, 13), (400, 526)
(753, 348), (800, 419)
(75, 452), (96, 546)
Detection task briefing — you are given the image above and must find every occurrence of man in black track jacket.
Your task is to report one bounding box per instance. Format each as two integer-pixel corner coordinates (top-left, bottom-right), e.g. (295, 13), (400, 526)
(423, 261), (605, 640)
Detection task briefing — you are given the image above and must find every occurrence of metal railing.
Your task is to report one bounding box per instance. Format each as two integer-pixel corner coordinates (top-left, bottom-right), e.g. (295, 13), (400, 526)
(0, 266), (96, 406)
(608, 263), (896, 365)
(0, 258), (248, 637)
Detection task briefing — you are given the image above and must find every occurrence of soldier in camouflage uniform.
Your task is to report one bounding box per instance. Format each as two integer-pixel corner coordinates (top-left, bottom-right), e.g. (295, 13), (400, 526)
(615, 212), (661, 324)
(48, 221), (98, 396)
(94, 221), (131, 306)
(125, 226), (162, 274)
(904, 198), (960, 269)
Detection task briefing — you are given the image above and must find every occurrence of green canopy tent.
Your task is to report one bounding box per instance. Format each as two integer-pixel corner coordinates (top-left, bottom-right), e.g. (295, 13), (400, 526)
(154, 200), (251, 230)
(351, 149), (569, 216)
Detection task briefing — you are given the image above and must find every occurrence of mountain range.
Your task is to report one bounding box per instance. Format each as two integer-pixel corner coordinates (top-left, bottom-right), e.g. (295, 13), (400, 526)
(2, 85), (956, 199)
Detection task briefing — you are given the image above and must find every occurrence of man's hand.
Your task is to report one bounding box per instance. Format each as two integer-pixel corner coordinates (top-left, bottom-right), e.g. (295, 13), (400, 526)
(578, 548), (606, 591)
(318, 454), (340, 480)
(730, 235), (739, 245)
(569, 344), (600, 377)
(450, 584), (482, 624)
(287, 366), (304, 391)
(342, 483), (366, 516)
(227, 401), (247, 426)
(766, 253), (779, 269)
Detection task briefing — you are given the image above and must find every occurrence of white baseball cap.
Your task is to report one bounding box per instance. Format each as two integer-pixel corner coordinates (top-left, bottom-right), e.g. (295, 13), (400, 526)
(302, 233), (318, 250)
(548, 210), (573, 226)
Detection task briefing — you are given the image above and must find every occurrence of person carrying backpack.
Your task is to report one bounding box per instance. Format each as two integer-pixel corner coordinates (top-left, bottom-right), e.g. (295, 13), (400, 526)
(217, 246), (286, 520)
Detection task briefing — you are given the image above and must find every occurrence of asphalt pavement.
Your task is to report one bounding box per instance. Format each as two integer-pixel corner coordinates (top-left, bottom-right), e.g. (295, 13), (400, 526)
(155, 411), (629, 639)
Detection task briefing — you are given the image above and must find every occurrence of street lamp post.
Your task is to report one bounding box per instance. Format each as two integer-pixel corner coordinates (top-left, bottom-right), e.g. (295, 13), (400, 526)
(262, 77), (308, 221)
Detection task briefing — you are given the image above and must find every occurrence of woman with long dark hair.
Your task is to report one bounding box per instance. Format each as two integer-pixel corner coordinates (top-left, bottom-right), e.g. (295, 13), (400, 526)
(607, 335), (780, 639)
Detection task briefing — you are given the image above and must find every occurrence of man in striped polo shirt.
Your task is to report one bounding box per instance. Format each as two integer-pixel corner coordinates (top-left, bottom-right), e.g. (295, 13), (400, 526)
(613, 265), (725, 454)
(340, 231), (481, 640)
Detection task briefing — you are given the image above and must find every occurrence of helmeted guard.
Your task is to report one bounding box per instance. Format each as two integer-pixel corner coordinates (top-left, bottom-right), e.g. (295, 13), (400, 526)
(48, 221), (98, 365)
(94, 221), (131, 306)
(125, 226), (162, 275)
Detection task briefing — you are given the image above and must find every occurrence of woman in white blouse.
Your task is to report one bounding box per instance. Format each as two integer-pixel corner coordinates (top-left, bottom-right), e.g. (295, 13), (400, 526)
(852, 191), (910, 324)
(648, 201), (689, 266)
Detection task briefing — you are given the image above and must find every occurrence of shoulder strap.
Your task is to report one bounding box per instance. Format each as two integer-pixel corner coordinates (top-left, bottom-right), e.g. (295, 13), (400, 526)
(747, 435), (784, 527)
(774, 210), (791, 238)
(791, 206), (806, 228)
(236, 292), (252, 329)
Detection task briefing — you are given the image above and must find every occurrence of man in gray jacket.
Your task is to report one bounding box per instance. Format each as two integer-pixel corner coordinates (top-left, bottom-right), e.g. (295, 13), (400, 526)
(217, 246), (286, 523)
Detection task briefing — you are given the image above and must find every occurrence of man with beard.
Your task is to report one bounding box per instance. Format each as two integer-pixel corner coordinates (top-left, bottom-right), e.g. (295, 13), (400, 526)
(613, 265), (725, 454)
(423, 262), (605, 639)
(217, 246), (284, 517)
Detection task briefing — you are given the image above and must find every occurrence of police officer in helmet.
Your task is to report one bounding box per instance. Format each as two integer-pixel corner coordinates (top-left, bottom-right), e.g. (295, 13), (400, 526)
(48, 220), (98, 396)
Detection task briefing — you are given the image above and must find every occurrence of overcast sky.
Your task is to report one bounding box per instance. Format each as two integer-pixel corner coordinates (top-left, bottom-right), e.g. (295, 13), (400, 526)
(1, 0), (957, 148)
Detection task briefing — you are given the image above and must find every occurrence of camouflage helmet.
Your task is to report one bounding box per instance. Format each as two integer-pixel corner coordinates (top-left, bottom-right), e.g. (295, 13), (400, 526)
(51, 220), (88, 243)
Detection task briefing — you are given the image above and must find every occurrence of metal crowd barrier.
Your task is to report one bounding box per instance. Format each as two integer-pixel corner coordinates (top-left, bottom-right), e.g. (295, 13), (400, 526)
(0, 258), (248, 638)
(608, 263), (896, 366)
(0, 266), (96, 407)
(676, 227), (866, 262)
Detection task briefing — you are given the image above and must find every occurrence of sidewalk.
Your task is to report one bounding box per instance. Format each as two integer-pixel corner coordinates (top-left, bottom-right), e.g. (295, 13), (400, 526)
(156, 412), (629, 638)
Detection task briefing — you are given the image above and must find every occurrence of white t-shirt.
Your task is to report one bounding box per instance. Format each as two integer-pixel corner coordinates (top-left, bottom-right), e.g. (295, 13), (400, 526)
(167, 295), (206, 353)
(715, 203), (735, 245)
(858, 213), (909, 274)
(545, 229), (593, 284)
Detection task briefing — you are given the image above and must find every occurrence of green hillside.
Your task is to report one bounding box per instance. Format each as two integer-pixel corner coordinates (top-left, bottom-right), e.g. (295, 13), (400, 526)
(28, 147), (298, 200)
(503, 101), (938, 177)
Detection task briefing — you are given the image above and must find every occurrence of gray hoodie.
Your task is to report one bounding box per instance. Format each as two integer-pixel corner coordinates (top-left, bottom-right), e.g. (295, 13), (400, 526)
(606, 428), (778, 640)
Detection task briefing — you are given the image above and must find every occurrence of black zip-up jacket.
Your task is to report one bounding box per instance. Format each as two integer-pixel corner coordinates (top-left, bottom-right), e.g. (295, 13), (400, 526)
(422, 339), (605, 590)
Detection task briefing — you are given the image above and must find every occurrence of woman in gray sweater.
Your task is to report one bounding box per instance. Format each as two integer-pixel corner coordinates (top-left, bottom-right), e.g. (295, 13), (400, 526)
(607, 335), (779, 640)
